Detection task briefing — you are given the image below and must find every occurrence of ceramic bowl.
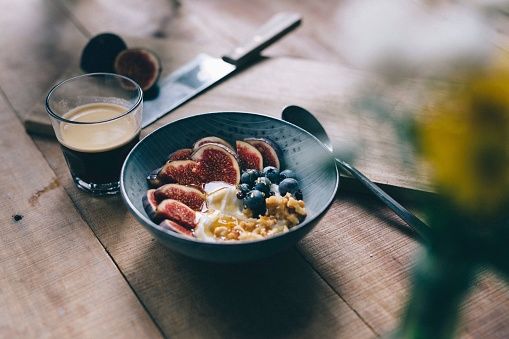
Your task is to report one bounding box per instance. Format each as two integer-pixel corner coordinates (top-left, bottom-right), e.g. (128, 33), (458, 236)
(121, 112), (339, 262)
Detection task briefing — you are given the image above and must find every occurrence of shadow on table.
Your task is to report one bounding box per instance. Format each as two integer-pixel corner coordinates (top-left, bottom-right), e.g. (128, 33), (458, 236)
(133, 242), (341, 338)
(337, 189), (420, 242)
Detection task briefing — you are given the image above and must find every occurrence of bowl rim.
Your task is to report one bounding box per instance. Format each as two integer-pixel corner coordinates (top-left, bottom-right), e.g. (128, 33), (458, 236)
(120, 111), (339, 247)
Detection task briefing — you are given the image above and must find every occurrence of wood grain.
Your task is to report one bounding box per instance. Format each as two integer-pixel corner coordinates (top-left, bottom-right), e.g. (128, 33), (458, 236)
(56, 0), (345, 63)
(0, 1), (87, 122)
(297, 194), (509, 338)
(0, 93), (161, 337)
(2, 0), (508, 338)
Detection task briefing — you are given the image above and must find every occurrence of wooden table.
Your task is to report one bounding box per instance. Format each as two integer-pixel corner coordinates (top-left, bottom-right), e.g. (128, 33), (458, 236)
(1, 1), (508, 338)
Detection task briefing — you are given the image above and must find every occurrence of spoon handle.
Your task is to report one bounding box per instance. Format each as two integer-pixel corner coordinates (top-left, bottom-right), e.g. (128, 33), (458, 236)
(336, 158), (430, 243)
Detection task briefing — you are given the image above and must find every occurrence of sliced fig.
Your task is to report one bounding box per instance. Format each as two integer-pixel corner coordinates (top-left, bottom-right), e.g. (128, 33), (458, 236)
(159, 220), (194, 238)
(158, 160), (202, 186)
(191, 144), (240, 185)
(146, 167), (163, 188)
(193, 136), (234, 151)
(167, 148), (193, 162)
(154, 184), (205, 210)
(156, 199), (197, 229)
(244, 138), (283, 169)
(236, 140), (263, 171)
(80, 33), (127, 73)
(114, 48), (162, 91)
(142, 189), (160, 222)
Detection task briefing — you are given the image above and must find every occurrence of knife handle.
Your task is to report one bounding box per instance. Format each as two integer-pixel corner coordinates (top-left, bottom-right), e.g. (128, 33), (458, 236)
(222, 12), (301, 67)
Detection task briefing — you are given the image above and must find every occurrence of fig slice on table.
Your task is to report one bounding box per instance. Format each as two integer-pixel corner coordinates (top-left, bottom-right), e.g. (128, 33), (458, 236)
(114, 48), (162, 91)
(156, 199), (197, 229)
(167, 148), (193, 162)
(158, 160), (203, 186)
(236, 140), (263, 171)
(244, 138), (283, 169)
(142, 189), (160, 222)
(191, 144), (240, 185)
(193, 136), (234, 151)
(80, 33), (127, 73)
(154, 184), (205, 211)
(159, 220), (194, 238)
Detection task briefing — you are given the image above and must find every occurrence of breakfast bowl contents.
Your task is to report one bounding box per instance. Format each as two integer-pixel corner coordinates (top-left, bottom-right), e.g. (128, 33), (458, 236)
(121, 112), (338, 262)
(143, 134), (307, 242)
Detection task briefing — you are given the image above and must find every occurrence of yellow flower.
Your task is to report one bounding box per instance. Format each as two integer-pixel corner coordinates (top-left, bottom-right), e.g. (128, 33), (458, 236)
(418, 69), (509, 216)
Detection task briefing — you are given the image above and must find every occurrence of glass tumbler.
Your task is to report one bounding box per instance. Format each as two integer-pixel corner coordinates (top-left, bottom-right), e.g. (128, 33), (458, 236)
(46, 73), (143, 195)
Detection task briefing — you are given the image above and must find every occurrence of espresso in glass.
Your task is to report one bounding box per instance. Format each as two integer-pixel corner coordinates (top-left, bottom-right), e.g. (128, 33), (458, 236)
(46, 73), (143, 195)
(59, 103), (140, 186)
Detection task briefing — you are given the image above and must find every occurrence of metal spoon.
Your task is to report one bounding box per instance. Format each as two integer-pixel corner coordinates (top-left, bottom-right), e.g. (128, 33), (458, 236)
(282, 105), (430, 243)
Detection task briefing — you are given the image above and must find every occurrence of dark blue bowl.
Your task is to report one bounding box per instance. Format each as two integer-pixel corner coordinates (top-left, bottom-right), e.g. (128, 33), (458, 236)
(121, 112), (339, 262)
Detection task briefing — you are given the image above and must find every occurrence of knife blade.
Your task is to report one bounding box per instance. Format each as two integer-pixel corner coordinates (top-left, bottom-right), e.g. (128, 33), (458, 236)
(141, 11), (301, 128)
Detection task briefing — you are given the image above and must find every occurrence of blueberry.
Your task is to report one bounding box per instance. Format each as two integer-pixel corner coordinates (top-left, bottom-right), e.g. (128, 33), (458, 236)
(240, 169), (260, 186)
(254, 177), (271, 196)
(295, 189), (303, 200)
(263, 166), (280, 183)
(239, 183), (250, 194)
(236, 183), (251, 199)
(243, 190), (266, 216)
(240, 172), (251, 186)
(279, 178), (300, 196)
(279, 169), (297, 181)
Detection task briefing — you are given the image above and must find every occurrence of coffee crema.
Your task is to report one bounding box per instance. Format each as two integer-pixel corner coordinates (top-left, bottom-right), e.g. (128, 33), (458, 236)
(59, 102), (139, 152)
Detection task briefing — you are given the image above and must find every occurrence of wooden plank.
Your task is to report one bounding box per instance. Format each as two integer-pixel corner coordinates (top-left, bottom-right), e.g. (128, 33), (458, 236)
(0, 93), (161, 337)
(176, 0), (346, 63)
(0, 0), (87, 122)
(298, 195), (420, 336)
(459, 272), (509, 338)
(56, 0), (344, 63)
(297, 194), (509, 338)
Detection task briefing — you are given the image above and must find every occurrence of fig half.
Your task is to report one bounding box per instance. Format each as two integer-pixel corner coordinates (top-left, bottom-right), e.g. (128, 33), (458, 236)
(191, 144), (240, 185)
(167, 148), (193, 162)
(193, 136), (234, 151)
(142, 189), (160, 222)
(159, 220), (194, 238)
(236, 140), (263, 171)
(244, 138), (283, 169)
(154, 184), (205, 210)
(114, 48), (162, 91)
(80, 33), (127, 73)
(156, 199), (197, 229)
(158, 160), (202, 186)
